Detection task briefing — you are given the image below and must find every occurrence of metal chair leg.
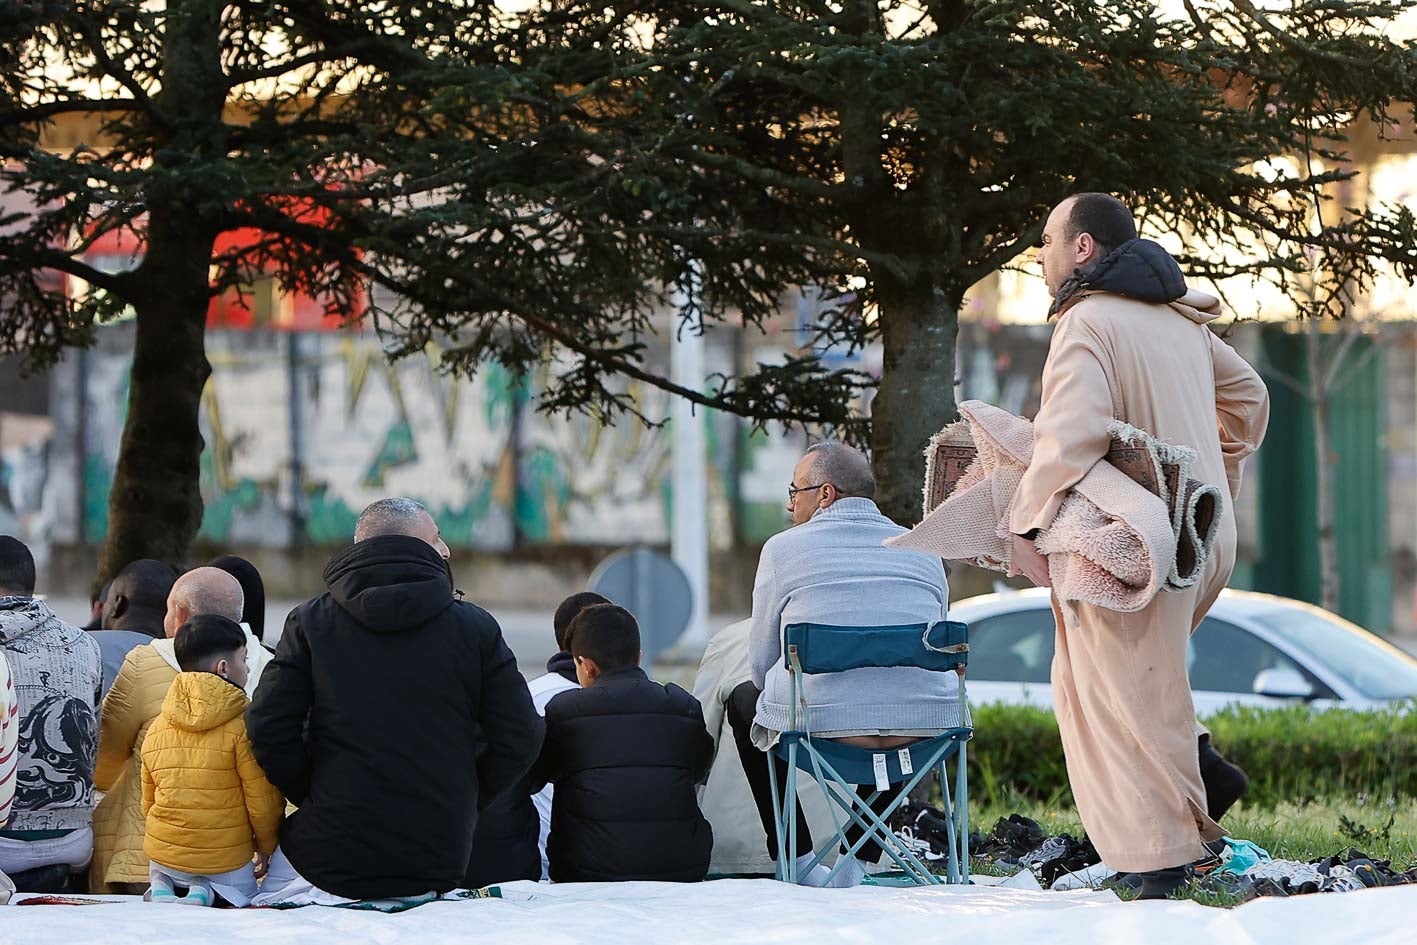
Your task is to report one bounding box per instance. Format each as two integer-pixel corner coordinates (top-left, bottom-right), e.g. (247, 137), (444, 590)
(786, 740), (799, 884)
(768, 750), (787, 882)
(957, 739), (970, 885)
(813, 777), (938, 885)
(939, 747), (961, 884)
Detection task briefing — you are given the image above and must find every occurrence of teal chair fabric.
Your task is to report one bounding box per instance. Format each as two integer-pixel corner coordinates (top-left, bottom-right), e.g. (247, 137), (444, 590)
(769, 620), (973, 886)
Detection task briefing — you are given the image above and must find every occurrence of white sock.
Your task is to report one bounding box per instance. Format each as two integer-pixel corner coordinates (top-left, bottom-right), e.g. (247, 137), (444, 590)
(793, 852), (833, 887)
(825, 856), (868, 888)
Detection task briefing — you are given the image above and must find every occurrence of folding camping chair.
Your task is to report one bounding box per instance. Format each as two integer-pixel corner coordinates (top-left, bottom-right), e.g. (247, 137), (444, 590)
(768, 620), (972, 886)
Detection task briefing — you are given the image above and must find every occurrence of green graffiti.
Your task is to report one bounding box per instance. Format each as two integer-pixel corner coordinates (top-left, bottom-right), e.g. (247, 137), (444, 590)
(515, 446), (571, 543)
(428, 478), (496, 547)
(482, 362), (529, 431)
(659, 469), (673, 530)
(362, 421), (417, 488)
(303, 487), (360, 544)
(82, 454), (114, 541)
(301, 481), (497, 547)
(197, 451), (266, 541)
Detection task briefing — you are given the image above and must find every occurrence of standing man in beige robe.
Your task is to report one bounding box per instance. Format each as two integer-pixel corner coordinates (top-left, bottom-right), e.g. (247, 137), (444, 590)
(1007, 193), (1269, 899)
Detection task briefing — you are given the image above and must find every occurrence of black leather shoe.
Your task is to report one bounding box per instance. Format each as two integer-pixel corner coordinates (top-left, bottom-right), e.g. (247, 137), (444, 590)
(1137, 865), (1190, 900)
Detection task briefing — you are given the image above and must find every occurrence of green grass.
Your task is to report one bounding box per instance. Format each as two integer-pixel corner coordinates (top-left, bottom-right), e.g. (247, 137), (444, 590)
(966, 702), (1417, 809)
(967, 792), (1417, 905)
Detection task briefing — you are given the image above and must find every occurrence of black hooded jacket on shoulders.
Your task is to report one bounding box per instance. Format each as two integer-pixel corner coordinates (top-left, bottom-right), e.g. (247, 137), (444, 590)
(530, 666), (714, 883)
(1049, 238), (1188, 318)
(246, 535), (544, 900)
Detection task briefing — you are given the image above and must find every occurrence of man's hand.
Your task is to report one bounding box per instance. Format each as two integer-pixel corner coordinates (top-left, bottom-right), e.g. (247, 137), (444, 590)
(254, 852), (270, 880)
(1008, 533), (1051, 588)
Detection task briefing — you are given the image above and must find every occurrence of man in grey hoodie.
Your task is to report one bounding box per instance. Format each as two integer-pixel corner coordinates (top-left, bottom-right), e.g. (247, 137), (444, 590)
(0, 536), (102, 890)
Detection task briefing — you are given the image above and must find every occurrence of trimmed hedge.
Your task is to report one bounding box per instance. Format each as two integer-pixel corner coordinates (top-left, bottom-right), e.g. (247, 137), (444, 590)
(968, 702), (1417, 808)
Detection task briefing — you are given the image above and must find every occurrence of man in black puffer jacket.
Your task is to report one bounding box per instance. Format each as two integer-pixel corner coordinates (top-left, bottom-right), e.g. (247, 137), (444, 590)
(247, 498), (544, 903)
(531, 604), (713, 883)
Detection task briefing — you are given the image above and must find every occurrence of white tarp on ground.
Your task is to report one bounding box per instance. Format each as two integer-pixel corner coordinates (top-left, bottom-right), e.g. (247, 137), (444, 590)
(4, 879), (1416, 945)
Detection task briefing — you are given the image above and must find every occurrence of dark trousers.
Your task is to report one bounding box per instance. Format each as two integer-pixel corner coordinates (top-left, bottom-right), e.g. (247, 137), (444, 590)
(726, 681), (889, 864)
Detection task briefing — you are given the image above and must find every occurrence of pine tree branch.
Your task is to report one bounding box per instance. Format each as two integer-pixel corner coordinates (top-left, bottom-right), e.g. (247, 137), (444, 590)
(0, 98), (146, 128)
(225, 47), (352, 87)
(687, 148), (840, 201)
(72, 19), (168, 129)
(0, 245), (132, 296)
(225, 207), (861, 426)
(1230, 0), (1374, 70)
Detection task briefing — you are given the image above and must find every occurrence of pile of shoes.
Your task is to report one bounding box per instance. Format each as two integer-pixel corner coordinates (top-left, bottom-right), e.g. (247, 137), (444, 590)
(1201, 848), (1417, 901)
(968, 814), (1046, 865)
(1029, 835), (1103, 888)
(963, 813), (1103, 888)
(896, 807), (1417, 901)
(886, 799), (964, 862)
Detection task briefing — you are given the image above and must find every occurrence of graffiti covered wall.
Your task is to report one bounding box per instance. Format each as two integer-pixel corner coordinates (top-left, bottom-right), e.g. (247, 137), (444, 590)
(50, 324), (751, 552)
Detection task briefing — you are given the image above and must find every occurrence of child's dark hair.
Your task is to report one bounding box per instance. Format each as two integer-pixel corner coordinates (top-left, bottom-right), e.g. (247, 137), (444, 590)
(567, 604), (640, 672)
(174, 614), (247, 673)
(553, 591), (611, 651)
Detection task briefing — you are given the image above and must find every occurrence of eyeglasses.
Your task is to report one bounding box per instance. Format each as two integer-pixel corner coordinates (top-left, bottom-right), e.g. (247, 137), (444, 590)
(787, 482), (826, 503)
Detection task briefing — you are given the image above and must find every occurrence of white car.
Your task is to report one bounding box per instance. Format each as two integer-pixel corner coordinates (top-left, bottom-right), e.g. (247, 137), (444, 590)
(951, 587), (1417, 715)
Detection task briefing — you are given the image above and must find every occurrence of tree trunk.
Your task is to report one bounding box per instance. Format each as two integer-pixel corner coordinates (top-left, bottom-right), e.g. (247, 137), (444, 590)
(832, 0), (964, 526)
(870, 283), (961, 526)
(96, 0), (226, 582)
(96, 233), (216, 582)
(1304, 321), (1341, 613)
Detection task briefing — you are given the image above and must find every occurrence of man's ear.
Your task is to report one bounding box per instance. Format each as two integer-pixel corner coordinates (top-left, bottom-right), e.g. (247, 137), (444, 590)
(1076, 231), (1100, 265)
(109, 593), (130, 620)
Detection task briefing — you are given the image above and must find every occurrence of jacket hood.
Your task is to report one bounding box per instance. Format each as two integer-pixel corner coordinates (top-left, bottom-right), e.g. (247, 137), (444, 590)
(151, 626), (270, 699)
(323, 535), (454, 632)
(1169, 288), (1224, 325)
(1049, 238), (1187, 318)
(0, 597), (62, 645)
(547, 649), (578, 685)
(162, 671), (248, 732)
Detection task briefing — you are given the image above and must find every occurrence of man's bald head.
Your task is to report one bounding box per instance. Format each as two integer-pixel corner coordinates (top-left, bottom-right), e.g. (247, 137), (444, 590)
(355, 497), (450, 560)
(101, 559), (178, 637)
(163, 567), (245, 639)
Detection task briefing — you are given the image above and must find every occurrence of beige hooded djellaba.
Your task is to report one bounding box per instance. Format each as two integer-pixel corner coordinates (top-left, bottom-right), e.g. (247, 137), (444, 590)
(1009, 274), (1269, 873)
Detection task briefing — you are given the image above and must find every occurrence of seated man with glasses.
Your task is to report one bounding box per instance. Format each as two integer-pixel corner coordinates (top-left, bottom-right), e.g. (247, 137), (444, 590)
(725, 442), (955, 888)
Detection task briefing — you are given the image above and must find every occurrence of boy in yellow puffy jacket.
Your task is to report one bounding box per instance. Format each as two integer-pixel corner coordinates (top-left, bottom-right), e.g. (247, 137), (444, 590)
(140, 615), (283, 906)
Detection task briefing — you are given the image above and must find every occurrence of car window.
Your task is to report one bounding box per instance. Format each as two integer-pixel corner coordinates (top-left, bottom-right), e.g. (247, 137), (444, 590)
(1250, 606), (1417, 700)
(1188, 618), (1306, 694)
(967, 609), (1054, 683)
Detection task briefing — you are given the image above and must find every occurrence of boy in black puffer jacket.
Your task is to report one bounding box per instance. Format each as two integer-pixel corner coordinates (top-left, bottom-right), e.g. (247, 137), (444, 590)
(531, 604), (714, 883)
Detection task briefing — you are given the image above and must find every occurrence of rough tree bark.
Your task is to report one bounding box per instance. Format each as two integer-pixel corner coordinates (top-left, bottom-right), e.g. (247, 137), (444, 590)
(96, 0), (225, 582)
(870, 284), (961, 526)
